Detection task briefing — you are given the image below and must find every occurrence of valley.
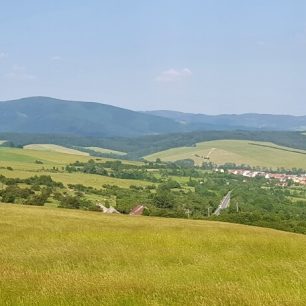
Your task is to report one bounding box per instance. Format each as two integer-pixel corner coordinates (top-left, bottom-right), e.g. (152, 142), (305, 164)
(1, 144), (306, 234)
(2, 1), (304, 304)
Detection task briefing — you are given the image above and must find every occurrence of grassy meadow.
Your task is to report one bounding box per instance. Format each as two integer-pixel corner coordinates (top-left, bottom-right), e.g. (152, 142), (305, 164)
(1, 204), (306, 305)
(0, 147), (90, 168)
(0, 147), (149, 188)
(24, 144), (89, 156)
(145, 140), (306, 169)
(1, 142), (306, 305)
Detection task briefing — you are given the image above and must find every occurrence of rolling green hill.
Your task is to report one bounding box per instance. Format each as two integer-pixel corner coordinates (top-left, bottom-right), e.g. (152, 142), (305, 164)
(0, 147), (147, 188)
(24, 144), (89, 156)
(2, 130), (306, 159)
(145, 140), (306, 169)
(1, 204), (306, 305)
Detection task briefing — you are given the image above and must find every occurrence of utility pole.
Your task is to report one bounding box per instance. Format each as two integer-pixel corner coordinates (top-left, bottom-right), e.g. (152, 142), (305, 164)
(185, 208), (191, 219)
(207, 207), (211, 217)
(236, 202), (239, 213)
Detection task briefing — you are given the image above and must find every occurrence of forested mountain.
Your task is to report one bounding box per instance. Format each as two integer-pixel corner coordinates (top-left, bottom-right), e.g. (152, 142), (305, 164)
(146, 110), (306, 131)
(1, 97), (306, 138)
(0, 97), (185, 137)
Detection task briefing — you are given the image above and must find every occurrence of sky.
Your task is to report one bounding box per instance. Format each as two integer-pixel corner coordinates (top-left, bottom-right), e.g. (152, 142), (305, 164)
(0, 0), (305, 115)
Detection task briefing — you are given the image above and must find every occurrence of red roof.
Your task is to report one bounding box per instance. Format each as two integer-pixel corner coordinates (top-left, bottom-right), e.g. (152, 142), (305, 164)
(130, 205), (145, 216)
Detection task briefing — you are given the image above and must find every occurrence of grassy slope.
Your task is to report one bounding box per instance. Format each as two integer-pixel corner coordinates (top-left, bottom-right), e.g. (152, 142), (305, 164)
(0, 147), (149, 188)
(1, 204), (306, 305)
(86, 146), (126, 155)
(146, 140), (306, 169)
(0, 147), (90, 170)
(24, 144), (89, 156)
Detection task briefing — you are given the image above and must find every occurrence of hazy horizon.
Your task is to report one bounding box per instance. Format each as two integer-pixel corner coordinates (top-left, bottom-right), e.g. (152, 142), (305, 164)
(1, 1), (305, 115)
(2, 95), (306, 117)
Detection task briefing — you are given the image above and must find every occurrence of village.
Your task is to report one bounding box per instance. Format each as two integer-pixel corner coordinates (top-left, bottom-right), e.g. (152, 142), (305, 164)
(224, 168), (306, 186)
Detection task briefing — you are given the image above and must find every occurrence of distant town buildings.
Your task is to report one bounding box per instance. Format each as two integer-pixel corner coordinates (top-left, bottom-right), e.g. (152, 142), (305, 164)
(223, 169), (306, 186)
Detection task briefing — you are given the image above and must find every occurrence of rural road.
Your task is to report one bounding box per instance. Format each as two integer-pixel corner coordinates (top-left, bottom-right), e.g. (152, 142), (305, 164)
(214, 191), (231, 216)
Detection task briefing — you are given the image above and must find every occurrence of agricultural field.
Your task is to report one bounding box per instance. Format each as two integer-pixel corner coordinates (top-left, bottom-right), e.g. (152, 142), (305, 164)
(24, 144), (89, 156)
(145, 140), (306, 169)
(1, 204), (306, 306)
(85, 146), (126, 156)
(0, 146), (90, 170)
(1, 145), (306, 234)
(2, 140), (306, 305)
(0, 147), (149, 188)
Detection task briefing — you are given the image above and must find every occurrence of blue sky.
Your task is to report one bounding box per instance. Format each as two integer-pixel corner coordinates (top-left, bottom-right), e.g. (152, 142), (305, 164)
(0, 0), (305, 114)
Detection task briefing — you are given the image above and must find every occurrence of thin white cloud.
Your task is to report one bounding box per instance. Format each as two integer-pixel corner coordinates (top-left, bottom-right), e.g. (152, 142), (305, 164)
(0, 52), (8, 60)
(256, 40), (265, 46)
(156, 68), (192, 82)
(51, 55), (62, 61)
(5, 65), (36, 81)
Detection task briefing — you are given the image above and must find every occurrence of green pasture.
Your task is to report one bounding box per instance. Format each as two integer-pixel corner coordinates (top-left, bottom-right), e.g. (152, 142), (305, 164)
(145, 140), (306, 169)
(1, 204), (306, 305)
(0, 147), (149, 188)
(24, 144), (89, 156)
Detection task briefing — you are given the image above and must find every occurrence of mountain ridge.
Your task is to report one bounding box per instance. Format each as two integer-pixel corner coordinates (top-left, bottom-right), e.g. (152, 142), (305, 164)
(145, 110), (306, 131)
(0, 97), (186, 137)
(1, 96), (306, 137)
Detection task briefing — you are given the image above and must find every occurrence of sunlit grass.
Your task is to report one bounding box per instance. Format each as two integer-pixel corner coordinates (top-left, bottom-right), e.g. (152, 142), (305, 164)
(0, 147), (149, 188)
(1, 204), (306, 305)
(24, 144), (89, 156)
(146, 140), (306, 169)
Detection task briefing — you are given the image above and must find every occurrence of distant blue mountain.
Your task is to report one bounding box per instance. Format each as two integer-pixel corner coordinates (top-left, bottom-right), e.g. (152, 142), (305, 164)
(145, 110), (306, 131)
(0, 97), (306, 138)
(0, 97), (185, 137)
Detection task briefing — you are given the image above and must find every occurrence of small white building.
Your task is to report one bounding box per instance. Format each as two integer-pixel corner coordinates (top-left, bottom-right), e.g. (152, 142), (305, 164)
(97, 203), (120, 214)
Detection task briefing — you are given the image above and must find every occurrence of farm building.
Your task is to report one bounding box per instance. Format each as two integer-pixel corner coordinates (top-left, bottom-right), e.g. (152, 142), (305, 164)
(130, 205), (145, 216)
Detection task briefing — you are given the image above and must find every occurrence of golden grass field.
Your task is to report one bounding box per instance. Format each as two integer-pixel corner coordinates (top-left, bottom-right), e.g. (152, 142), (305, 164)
(24, 144), (89, 156)
(1, 204), (306, 305)
(145, 140), (306, 169)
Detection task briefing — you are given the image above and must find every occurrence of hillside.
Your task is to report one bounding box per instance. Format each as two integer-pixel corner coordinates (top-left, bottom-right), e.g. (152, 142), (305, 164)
(24, 144), (89, 156)
(0, 146), (147, 189)
(1, 204), (306, 305)
(147, 110), (306, 131)
(3, 130), (306, 159)
(145, 140), (306, 169)
(0, 97), (184, 137)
